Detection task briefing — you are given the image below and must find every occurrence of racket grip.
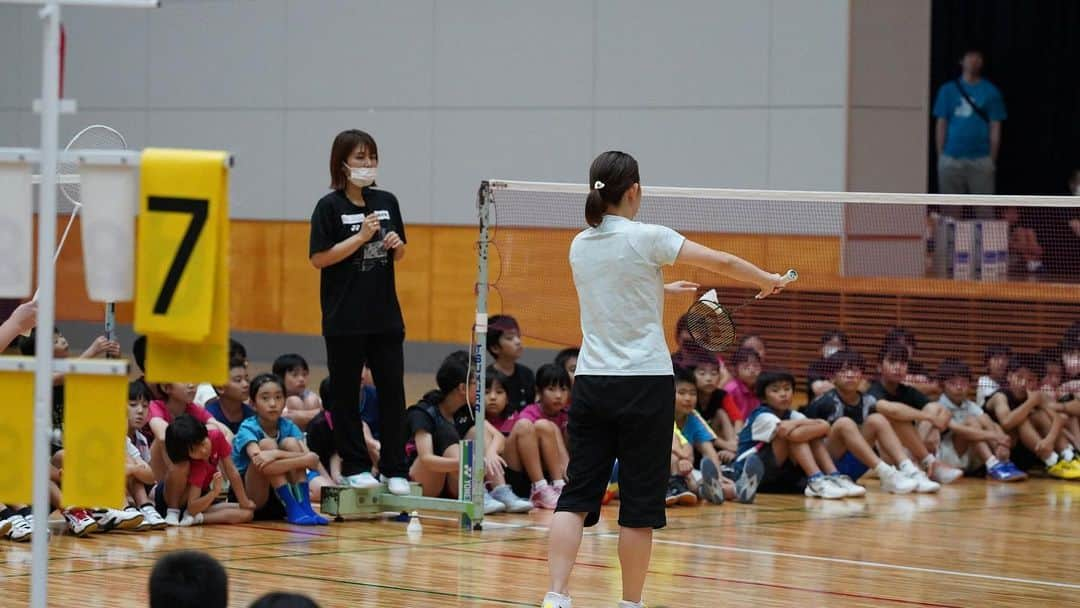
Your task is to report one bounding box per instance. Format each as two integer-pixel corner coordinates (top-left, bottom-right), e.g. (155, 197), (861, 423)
(781, 269), (798, 283)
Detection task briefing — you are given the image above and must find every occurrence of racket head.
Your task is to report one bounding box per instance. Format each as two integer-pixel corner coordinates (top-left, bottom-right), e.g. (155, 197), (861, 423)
(685, 299), (737, 352)
(60, 124), (128, 207)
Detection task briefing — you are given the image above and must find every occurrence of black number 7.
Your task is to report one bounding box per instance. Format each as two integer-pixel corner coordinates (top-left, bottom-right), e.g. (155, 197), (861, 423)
(147, 196), (209, 315)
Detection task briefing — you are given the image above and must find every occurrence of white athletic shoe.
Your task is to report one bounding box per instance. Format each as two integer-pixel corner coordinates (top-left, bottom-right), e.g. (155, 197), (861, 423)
(929, 460), (964, 484)
(94, 508), (144, 532)
(346, 472), (380, 489)
(541, 591), (572, 608)
(381, 475), (412, 496)
(905, 469), (941, 493)
(878, 465), (917, 494)
(804, 475), (847, 499)
(63, 508), (99, 536)
(6, 514), (33, 542)
(483, 491), (507, 515)
(490, 484), (534, 513)
(139, 504), (168, 530)
(829, 474), (867, 497)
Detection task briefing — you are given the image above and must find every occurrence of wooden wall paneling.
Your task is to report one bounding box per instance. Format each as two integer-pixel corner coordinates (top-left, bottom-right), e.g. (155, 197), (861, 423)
(229, 221), (284, 332)
(394, 225), (432, 342)
(280, 221), (322, 335)
(429, 226), (481, 344)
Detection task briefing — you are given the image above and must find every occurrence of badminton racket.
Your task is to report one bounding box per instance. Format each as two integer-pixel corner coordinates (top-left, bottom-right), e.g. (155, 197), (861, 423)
(685, 269), (798, 352)
(32, 125), (127, 349)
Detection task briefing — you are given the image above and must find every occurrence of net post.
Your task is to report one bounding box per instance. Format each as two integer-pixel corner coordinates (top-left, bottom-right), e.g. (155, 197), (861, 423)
(465, 181), (493, 530)
(30, 4), (62, 608)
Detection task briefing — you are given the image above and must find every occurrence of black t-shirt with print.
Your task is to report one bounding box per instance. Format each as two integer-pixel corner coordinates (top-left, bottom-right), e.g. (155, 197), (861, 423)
(488, 363), (535, 414)
(309, 188), (407, 336)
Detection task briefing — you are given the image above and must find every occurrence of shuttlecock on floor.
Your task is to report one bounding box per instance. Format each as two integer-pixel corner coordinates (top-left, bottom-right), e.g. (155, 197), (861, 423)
(406, 511), (422, 536)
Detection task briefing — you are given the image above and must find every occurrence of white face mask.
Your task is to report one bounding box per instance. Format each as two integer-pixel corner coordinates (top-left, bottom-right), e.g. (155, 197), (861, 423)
(822, 345), (841, 358)
(347, 165), (377, 187)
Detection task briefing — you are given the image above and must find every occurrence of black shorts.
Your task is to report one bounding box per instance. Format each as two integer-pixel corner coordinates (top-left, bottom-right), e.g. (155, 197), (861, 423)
(758, 444), (806, 494)
(228, 487), (286, 521)
(556, 374), (674, 529)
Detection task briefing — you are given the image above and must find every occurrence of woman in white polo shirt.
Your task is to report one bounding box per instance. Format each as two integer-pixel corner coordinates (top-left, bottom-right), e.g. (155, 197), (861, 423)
(542, 151), (788, 608)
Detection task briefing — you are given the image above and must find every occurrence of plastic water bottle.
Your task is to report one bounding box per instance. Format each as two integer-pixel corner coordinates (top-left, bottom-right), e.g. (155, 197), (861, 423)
(406, 511), (422, 537)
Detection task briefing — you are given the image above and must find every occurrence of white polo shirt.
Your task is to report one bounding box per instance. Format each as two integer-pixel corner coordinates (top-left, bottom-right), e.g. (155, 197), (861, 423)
(569, 214), (686, 376)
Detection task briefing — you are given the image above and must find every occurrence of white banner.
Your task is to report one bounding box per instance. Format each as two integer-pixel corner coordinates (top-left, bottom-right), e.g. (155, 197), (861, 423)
(79, 164), (137, 302)
(0, 161), (34, 298)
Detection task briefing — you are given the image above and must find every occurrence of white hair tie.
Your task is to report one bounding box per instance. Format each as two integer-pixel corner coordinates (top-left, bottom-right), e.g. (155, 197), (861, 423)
(593, 180), (605, 190)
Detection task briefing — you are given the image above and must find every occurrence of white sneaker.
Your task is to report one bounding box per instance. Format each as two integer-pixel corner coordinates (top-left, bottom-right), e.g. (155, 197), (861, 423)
(483, 491), (507, 514)
(179, 512), (204, 527)
(804, 475), (846, 499)
(63, 508), (99, 536)
(905, 469), (941, 493)
(541, 591), (572, 608)
(139, 504), (168, 530)
(878, 465), (917, 494)
(95, 508), (144, 532)
(5, 514), (32, 542)
(490, 484), (534, 513)
(346, 472), (380, 489)
(829, 474), (866, 497)
(164, 509), (181, 527)
(382, 475), (411, 496)
(928, 461), (963, 484)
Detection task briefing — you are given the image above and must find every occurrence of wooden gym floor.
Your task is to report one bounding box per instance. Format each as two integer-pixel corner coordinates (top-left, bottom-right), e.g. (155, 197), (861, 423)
(2, 477), (1078, 607)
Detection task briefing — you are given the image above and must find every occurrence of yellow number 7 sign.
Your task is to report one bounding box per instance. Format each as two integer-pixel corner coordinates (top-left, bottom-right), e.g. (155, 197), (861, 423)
(134, 148), (230, 384)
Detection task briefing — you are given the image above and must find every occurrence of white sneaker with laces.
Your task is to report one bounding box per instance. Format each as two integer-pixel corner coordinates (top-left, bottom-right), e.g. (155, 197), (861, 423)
(382, 475), (412, 496)
(804, 475), (847, 499)
(64, 509), (98, 536)
(96, 508), (144, 532)
(878, 465), (917, 494)
(6, 514), (33, 542)
(346, 472), (380, 489)
(905, 469), (941, 493)
(830, 474), (867, 497)
(541, 591), (572, 608)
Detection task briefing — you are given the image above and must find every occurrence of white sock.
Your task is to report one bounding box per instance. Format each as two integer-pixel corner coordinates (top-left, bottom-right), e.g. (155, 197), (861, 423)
(899, 459), (919, 475)
(532, 480), (549, 492)
(874, 461), (893, 477)
(165, 508), (181, 526)
(617, 601), (645, 608)
(1045, 452), (1059, 467)
(920, 454), (936, 469)
(1062, 447), (1076, 462)
(553, 479), (566, 489)
(985, 456), (1000, 469)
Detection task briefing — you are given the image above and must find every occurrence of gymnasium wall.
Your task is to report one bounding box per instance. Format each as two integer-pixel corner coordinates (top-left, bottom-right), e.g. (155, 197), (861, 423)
(1, 0), (860, 227)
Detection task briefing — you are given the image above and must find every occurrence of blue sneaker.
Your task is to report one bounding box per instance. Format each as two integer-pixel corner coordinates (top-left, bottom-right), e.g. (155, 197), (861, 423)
(986, 461), (1012, 481)
(734, 452), (764, 504)
(1000, 461), (1028, 482)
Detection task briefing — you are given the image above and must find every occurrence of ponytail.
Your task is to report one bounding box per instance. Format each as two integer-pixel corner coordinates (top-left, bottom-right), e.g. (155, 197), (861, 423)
(584, 151), (640, 228)
(585, 189), (606, 228)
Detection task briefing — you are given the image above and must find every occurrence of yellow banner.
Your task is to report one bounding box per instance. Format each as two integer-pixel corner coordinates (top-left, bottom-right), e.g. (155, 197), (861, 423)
(62, 371), (129, 509)
(135, 148), (228, 342)
(0, 366), (34, 505)
(136, 148), (230, 385)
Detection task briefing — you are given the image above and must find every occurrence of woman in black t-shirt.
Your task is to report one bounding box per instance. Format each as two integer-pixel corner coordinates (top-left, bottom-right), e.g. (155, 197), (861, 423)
(309, 130), (410, 496)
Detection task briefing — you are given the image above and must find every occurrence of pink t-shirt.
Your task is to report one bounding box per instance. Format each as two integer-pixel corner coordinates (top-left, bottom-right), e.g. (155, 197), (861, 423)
(148, 400), (212, 425)
(721, 379), (756, 423)
(507, 403), (569, 433)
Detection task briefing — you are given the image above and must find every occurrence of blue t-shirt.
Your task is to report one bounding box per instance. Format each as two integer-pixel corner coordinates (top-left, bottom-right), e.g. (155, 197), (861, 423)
(204, 399), (255, 435)
(932, 78), (1006, 158)
(231, 416), (305, 476)
(677, 410), (717, 446)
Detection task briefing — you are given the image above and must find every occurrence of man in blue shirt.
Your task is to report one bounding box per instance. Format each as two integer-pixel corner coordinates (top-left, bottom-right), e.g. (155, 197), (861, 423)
(932, 49), (1006, 200)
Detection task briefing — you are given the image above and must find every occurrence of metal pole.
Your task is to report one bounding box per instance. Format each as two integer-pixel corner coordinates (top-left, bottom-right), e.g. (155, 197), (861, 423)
(468, 181), (493, 530)
(30, 3), (61, 607)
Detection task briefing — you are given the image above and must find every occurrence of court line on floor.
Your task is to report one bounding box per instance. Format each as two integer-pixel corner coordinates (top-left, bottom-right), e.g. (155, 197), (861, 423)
(642, 538), (1080, 590)
(443, 546), (962, 608)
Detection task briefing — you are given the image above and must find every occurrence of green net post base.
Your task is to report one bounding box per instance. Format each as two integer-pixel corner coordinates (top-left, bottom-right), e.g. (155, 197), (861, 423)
(320, 484), (484, 529)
